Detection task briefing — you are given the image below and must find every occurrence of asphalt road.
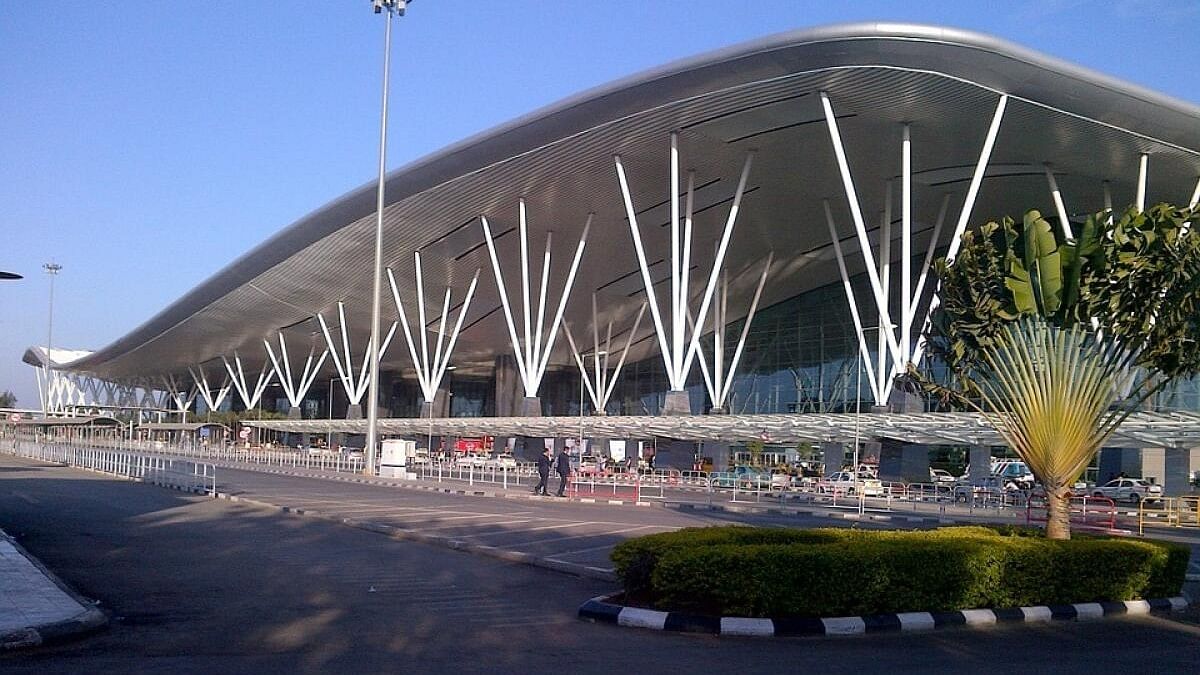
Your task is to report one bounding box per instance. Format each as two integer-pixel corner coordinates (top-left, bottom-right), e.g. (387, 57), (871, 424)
(1, 455), (1198, 674)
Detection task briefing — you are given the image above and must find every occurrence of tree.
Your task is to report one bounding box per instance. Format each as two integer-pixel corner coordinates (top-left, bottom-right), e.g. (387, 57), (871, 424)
(913, 204), (1200, 539)
(0, 390), (16, 408)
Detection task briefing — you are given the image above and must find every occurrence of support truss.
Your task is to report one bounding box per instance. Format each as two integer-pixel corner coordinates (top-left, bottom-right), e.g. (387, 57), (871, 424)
(688, 253), (773, 411)
(189, 365), (231, 413)
(820, 92), (1008, 402)
(563, 296), (647, 414)
(222, 352), (274, 411)
(387, 255), (480, 404)
(480, 200), (590, 398)
(317, 301), (398, 407)
(163, 373), (199, 421)
(263, 332), (328, 412)
(615, 132), (755, 392)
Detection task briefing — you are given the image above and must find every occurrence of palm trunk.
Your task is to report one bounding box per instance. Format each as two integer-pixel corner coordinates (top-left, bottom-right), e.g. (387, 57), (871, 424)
(1044, 485), (1072, 540)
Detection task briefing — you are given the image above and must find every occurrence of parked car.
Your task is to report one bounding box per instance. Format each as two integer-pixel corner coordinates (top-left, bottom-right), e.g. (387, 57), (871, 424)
(952, 476), (1020, 503)
(491, 452), (517, 469)
(730, 465), (772, 489)
(929, 468), (957, 485)
(454, 453), (487, 468)
(769, 469), (794, 490)
(819, 471), (884, 497)
(991, 460), (1035, 488)
(1091, 478), (1163, 504)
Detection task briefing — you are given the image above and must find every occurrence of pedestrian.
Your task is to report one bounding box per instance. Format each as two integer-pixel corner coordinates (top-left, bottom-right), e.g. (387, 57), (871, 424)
(556, 445), (572, 497)
(533, 447), (552, 495)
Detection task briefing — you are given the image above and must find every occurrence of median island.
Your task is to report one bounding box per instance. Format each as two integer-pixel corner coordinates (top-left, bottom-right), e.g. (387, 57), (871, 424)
(610, 526), (1189, 619)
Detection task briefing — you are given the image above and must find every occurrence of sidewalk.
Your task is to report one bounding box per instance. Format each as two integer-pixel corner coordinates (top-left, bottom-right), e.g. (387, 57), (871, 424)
(0, 529), (105, 650)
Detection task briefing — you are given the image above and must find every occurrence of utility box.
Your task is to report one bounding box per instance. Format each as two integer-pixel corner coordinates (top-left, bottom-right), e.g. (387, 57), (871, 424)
(379, 439), (417, 479)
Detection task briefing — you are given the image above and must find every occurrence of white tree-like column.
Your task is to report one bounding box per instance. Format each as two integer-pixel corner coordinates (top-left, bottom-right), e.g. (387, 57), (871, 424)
(189, 365), (231, 413)
(820, 91), (1009, 404)
(688, 253), (773, 413)
(480, 200), (590, 404)
(316, 301), (397, 417)
(615, 133), (755, 413)
(263, 331), (328, 419)
(222, 352), (274, 411)
(162, 373), (199, 422)
(387, 253), (480, 409)
(563, 295), (646, 415)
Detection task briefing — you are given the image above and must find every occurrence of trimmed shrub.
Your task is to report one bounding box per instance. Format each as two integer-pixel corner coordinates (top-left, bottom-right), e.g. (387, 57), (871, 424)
(611, 526), (1189, 617)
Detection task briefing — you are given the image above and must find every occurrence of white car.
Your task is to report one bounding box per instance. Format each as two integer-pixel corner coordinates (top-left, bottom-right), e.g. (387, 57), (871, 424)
(1091, 478), (1163, 504)
(929, 468), (957, 485)
(819, 471), (884, 497)
(454, 454), (487, 468)
(491, 453), (517, 469)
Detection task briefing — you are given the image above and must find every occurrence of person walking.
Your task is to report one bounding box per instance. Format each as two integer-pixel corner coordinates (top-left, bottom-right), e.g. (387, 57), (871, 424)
(555, 445), (572, 497)
(533, 447), (552, 496)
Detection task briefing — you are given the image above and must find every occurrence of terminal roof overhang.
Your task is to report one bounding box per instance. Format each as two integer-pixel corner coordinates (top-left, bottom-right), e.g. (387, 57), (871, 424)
(243, 410), (1200, 449)
(61, 22), (1200, 382)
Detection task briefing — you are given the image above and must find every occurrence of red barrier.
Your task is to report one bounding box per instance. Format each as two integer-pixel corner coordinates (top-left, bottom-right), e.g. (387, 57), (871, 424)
(568, 473), (641, 501)
(1026, 494), (1117, 531)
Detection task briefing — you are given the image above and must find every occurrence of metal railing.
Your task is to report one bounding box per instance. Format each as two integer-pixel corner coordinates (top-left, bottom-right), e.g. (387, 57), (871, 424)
(5, 439), (217, 495)
(1138, 496), (1200, 534)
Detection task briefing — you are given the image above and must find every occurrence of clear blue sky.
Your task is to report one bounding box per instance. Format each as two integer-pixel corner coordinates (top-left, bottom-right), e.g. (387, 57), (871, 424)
(2, 0), (1198, 406)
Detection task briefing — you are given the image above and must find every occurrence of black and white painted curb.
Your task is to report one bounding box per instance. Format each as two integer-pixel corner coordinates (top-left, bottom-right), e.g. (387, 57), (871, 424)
(578, 594), (1191, 637)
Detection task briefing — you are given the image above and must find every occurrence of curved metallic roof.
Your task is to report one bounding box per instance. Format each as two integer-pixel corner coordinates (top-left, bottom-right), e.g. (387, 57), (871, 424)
(64, 22), (1200, 381)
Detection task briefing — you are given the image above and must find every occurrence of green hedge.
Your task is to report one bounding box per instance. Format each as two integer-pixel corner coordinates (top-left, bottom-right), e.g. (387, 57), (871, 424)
(610, 526), (1189, 617)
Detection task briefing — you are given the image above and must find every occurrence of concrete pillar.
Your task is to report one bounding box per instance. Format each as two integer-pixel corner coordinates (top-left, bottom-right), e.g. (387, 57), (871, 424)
(879, 439), (931, 483)
(821, 442), (845, 475)
(661, 390), (692, 416)
(654, 440), (696, 471)
(520, 397), (542, 417)
(287, 406), (301, 420)
(968, 445), (990, 483)
(1162, 447), (1192, 496)
(1098, 447), (1142, 483)
(493, 354), (522, 417)
(701, 441), (730, 473)
(345, 403), (362, 420)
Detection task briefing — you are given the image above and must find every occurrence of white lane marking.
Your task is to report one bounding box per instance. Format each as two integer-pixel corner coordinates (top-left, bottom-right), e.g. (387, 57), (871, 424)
(543, 542), (631, 558)
(413, 518), (540, 531)
(511, 524), (661, 547)
(466, 521), (601, 537)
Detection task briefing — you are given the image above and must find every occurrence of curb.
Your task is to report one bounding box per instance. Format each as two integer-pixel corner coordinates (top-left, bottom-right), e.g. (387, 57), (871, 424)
(213, 491), (617, 583)
(0, 531), (108, 651)
(578, 594), (1191, 637)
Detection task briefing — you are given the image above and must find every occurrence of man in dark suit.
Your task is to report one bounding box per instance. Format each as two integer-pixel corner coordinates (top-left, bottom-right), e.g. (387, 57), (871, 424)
(533, 447), (552, 495)
(555, 446), (572, 497)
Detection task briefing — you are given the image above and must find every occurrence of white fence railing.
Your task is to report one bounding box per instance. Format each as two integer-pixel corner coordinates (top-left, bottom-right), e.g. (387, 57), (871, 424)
(5, 439), (216, 495)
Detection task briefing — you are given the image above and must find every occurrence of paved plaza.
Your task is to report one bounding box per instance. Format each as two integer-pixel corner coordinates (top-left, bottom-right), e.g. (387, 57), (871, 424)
(0, 454), (1197, 673)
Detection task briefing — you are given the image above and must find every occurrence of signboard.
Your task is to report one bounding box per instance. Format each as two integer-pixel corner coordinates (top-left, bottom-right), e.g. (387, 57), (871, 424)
(199, 427), (210, 438)
(455, 437), (486, 453)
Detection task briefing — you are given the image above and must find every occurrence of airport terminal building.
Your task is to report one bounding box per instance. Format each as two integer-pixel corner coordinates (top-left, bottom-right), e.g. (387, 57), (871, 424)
(22, 24), (1200, 489)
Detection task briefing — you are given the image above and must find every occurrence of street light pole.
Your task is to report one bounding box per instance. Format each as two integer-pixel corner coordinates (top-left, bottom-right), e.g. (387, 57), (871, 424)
(43, 263), (62, 418)
(365, 0), (408, 476)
